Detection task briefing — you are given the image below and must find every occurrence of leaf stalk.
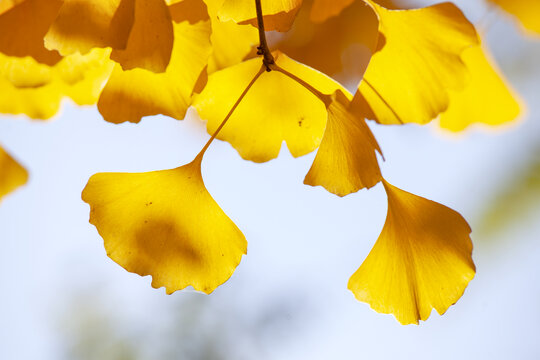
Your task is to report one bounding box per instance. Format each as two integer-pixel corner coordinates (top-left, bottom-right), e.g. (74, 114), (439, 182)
(195, 66), (266, 160)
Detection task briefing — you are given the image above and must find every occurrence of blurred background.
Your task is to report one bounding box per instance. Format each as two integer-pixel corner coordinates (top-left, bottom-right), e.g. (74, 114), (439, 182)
(1, 0), (539, 359)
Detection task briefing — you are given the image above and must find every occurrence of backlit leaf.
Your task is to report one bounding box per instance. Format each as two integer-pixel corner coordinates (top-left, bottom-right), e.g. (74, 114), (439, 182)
(310, 0), (399, 22)
(277, 0), (379, 83)
(111, 0), (174, 73)
(440, 44), (521, 131)
(0, 0), (62, 65)
(97, 0), (212, 124)
(218, 0), (302, 32)
(304, 90), (382, 196)
(488, 0), (540, 35)
(203, 0), (258, 73)
(352, 1), (478, 125)
(82, 156), (247, 294)
(348, 180), (475, 324)
(45, 0), (136, 55)
(194, 52), (346, 163)
(208, 20), (258, 73)
(0, 0), (26, 15)
(0, 49), (113, 119)
(310, 0), (354, 23)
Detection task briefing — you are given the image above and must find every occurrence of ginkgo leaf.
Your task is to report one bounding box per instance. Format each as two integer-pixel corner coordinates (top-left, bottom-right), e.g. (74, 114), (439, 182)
(309, 0), (399, 22)
(218, 0), (302, 32)
(1, 54), (52, 88)
(0, 0), (26, 15)
(351, 1), (478, 125)
(488, 0), (540, 35)
(193, 51), (346, 163)
(44, 0), (136, 56)
(310, 0), (354, 23)
(82, 156), (247, 294)
(111, 0), (174, 73)
(0, 146), (28, 202)
(0, 65), (62, 118)
(0, 0), (62, 66)
(348, 180), (475, 325)
(440, 44), (521, 131)
(278, 0), (379, 82)
(97, 0), (211, 124)
(0, 49), (113, 119)
(304, 90), (382, 196)
(203, 0), (258, 73)
(206, 19), (258, 73)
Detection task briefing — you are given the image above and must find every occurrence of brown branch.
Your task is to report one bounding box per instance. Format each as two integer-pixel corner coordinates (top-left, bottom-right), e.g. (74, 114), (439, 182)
(255, 0), (274, 71)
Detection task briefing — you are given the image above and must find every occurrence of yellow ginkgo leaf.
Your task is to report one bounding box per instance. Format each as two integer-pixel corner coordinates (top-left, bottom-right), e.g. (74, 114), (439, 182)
(348, 180), (475, 325)
(201, 0), (258, 73)
(194, 51), (346, 163)
(278, 0), (379, 82)
(0, 0), (26, 15)
(440, 44), (521, 132)
(82, 156), (247, 294)
(206, 19), (258, 73)
(97, 0), (212, 124)
(309, 0), (399, 22)
(352, 1), (478, 125)
(1, 54), (52, 88)
(488, 0), (540, 35)
(57, 50), (116, 106)
(0, 146), (28, 202)
(310, 0), (353, 23)
(304, 90), (382, 196)
(45, 0), (136, 56)
(0, 0), (62, 66)
(0, 49), (113, 119)
(0, 60), (62, 118)
(111, 0), (174, 73)
(218, 0), (302, 32)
